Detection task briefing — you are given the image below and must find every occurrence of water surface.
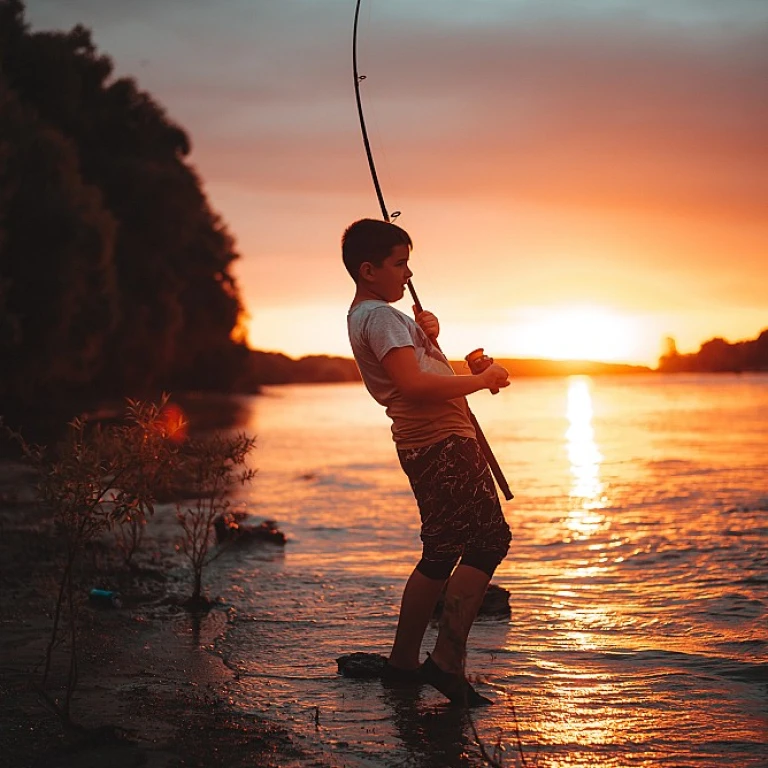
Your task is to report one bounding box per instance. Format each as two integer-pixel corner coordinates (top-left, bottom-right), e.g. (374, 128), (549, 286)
(200, 374), (767, 767)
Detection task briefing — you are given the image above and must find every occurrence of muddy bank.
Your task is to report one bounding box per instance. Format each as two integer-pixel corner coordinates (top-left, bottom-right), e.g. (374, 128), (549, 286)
(0, 461), (328, 768)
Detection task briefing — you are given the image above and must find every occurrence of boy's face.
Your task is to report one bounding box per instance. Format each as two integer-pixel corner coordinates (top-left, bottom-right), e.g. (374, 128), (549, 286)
(363, 244), (413, 303)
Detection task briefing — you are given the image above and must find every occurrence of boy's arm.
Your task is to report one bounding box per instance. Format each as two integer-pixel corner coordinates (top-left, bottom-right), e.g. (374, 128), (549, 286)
(381, 346), (509, 402)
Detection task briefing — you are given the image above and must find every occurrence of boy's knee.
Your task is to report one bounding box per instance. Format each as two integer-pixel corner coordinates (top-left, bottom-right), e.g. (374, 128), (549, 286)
(460, 523), (511, 577)
(458, 549), (505, 578)
(416, 556), (458, 580)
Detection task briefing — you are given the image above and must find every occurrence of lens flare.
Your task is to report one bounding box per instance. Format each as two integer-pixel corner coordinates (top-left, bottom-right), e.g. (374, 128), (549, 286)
(158, 403), (187, 442)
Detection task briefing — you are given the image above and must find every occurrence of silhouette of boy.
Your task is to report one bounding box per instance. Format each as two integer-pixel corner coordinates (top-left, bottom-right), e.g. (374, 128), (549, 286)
(342, 218), (512, 706)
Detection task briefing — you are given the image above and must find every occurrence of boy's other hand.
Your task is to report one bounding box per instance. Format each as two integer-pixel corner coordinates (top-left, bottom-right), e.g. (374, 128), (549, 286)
(414, 307), (440, 340)
(481, 363), (510, 391)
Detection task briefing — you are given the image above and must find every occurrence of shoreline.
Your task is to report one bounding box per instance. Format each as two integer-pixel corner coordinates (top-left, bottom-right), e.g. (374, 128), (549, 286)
(0, 460), (327, 768)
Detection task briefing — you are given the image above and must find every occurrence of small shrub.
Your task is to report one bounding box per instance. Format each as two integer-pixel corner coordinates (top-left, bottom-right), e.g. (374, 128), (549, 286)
(8, 396), (183, 725)
(175, 431), (257, 607)
(111, 398), (186, 567)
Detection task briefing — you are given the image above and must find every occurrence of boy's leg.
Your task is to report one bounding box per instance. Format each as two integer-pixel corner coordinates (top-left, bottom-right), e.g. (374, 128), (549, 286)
(428, 563), (490, 674)
(394, 435), (510, 695)
(388, 567), (446, 670)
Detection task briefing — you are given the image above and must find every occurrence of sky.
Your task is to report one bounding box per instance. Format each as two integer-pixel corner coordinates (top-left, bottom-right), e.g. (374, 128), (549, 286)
(24, 0), (768, 366)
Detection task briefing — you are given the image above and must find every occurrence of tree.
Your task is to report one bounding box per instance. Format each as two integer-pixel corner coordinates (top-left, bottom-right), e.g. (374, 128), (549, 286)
(0, 1), (250, 407)
(0, 73), (118, 402)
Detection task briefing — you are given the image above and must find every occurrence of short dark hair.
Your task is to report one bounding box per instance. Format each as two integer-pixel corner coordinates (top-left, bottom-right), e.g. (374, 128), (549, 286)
(341, 218), (412, 281)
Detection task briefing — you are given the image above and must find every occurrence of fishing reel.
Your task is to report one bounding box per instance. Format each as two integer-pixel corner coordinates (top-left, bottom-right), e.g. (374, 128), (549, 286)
(465, 348), (499, 394)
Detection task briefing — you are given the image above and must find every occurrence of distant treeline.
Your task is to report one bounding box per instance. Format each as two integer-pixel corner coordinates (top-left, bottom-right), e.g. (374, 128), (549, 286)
(0, 0), (252, 414)
(250, 335), (768, 385)
(248, 352), (362, 385)
(246, 352), (652, 385)
(658, 329), (768, 373)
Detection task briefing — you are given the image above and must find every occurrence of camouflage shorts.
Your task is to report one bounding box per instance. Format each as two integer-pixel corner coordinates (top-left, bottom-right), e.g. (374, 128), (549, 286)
(397, 435), (511, 575)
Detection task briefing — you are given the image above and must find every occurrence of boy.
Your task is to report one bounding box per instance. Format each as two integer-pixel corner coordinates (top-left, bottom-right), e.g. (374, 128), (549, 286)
(342, 218), (512, 707)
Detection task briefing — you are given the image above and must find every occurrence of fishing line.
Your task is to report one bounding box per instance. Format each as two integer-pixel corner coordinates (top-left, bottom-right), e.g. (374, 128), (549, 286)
(356, 2), (400, 221)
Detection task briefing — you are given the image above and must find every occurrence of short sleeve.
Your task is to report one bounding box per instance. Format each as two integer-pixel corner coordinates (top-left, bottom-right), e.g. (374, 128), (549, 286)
(364, 306), (416, 362)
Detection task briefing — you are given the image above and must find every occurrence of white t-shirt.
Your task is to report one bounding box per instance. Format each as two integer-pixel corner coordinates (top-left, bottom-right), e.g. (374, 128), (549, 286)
(347, 300), (476, 448)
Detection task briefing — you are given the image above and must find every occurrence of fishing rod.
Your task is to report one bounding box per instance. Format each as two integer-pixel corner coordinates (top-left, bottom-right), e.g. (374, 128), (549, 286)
(352, 0), (513, 501)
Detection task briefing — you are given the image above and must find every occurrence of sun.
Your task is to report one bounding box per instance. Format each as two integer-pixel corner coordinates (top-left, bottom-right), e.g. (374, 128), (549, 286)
(513, 305), (642, 362)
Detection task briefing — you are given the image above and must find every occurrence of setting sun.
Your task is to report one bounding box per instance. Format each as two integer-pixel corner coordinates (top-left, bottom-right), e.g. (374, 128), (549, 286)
(510, 305), (644, 362)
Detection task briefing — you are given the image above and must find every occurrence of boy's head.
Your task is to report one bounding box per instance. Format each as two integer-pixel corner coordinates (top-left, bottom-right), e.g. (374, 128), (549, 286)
(341, 218), (412, 282)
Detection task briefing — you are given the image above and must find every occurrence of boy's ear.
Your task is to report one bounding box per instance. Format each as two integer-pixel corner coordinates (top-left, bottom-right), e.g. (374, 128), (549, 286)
(359, 261), (376, 281)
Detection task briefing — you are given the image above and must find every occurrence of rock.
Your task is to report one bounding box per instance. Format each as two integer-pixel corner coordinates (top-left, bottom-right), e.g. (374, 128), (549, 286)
(336, 652), (388, 679)
(214, 514), (286, 546)
(432, 583), (511, 620)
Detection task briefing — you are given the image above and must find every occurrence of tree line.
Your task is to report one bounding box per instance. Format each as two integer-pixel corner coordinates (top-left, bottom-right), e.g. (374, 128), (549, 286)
(658, 329), (768, 373)
(0, 0), (252, 418)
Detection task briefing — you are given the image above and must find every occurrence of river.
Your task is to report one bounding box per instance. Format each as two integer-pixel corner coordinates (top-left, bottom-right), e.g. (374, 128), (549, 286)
(193, 374), (767, 767)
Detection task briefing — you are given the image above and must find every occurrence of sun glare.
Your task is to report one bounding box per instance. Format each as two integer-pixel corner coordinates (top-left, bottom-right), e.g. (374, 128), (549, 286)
(513, 305), (641, 362)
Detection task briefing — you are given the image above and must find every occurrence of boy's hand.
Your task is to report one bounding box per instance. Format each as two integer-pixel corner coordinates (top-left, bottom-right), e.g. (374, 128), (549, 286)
(414, 307), (440, 340)
(481, 363), (510, 392)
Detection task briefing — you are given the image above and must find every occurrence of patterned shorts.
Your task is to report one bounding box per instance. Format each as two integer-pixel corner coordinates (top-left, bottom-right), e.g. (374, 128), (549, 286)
(397, 435), (511, 576)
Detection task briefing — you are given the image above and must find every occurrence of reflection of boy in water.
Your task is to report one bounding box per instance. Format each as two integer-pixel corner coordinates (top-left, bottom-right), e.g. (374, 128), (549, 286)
(342, 218), (512, 706)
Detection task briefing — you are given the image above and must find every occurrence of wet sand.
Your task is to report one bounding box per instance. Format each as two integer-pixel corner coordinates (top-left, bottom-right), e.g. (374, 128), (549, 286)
(0, 460), (327, 768)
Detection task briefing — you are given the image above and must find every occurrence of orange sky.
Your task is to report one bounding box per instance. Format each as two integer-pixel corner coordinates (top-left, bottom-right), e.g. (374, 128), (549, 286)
(28, 1), (768, 366)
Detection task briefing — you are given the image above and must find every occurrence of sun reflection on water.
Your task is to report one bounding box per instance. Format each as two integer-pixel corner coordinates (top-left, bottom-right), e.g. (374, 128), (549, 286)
(565, 377), (608, 539)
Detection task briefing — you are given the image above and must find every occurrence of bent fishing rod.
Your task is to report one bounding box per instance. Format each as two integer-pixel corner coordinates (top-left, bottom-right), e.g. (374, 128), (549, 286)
(352, 0), (513, 501)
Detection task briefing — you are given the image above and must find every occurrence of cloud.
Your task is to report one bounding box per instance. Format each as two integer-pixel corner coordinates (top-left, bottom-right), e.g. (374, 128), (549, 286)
(340, 13), (768, 223)
(88, 0), (761, 231)
(23, 0), (768, 344)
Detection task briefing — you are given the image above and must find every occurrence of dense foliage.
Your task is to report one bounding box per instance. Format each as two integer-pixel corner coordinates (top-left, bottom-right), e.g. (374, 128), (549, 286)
(0, 0), (250, 410)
